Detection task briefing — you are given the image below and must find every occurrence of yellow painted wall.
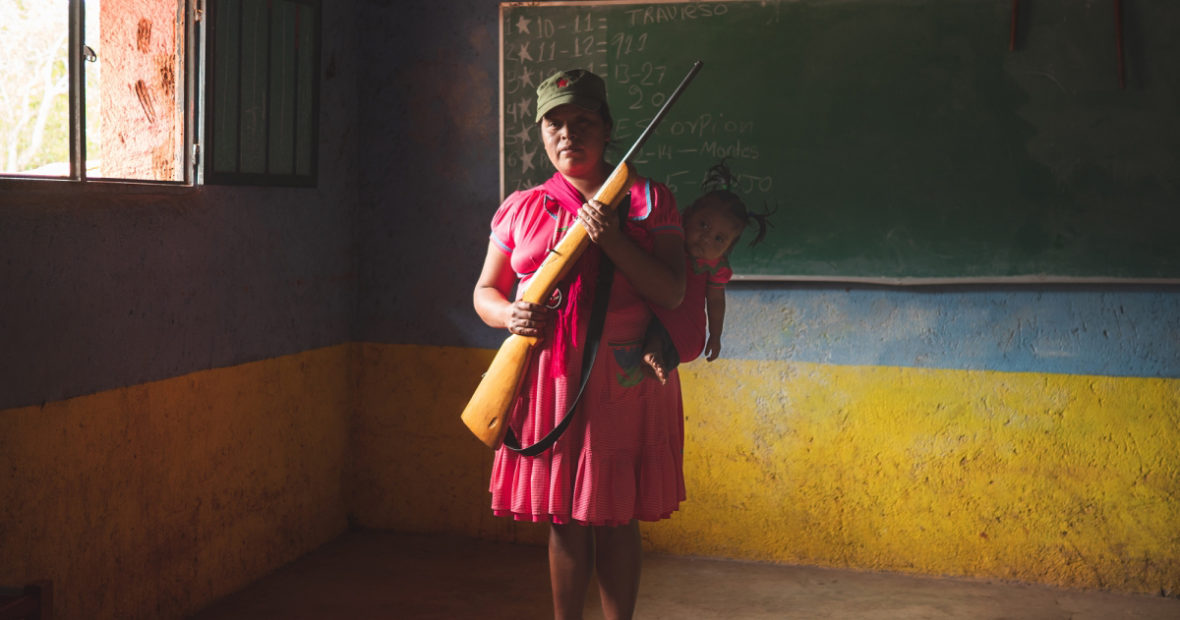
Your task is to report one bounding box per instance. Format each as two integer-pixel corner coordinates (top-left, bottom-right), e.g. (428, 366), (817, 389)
(347, 343), (541, 544)
(4, 341), (1175, 620)
(350, 343), (1180, 596)
(0, 345), (352, 619)
(662, 359), (1180, 594)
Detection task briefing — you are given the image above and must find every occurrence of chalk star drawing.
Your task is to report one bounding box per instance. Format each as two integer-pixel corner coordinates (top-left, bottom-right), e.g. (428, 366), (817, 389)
(518, 42), (533, 63)
(517, 65), (535, 90)
(519, 96), (532, 121)
(516, 16), (531, 34)
(520, 145), (536, 174)
(512, 124), (532, 145)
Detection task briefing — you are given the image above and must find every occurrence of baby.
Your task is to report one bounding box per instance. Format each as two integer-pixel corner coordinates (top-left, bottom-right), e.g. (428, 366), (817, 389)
(645, 161), (772, 382)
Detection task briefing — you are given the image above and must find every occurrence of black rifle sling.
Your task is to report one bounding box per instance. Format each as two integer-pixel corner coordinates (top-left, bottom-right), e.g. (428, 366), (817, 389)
(503, 255), (612, 457)
(503, 204), (623, 457)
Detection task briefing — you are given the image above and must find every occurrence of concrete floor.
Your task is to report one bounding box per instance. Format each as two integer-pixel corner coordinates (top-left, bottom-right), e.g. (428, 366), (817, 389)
(190, 530), (1180, 620)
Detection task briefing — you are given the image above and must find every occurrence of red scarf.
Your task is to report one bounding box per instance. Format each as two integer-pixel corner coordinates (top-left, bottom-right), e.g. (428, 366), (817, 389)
(540, 173), (603, 378)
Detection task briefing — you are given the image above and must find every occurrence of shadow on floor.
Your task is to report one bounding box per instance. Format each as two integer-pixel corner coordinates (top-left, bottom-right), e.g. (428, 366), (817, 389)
(190, 530), (1179, 619)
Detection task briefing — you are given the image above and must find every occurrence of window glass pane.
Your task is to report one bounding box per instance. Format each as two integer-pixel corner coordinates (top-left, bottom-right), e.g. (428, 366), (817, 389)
(0, 0), (71, 177)
(91, 0), (185, 181)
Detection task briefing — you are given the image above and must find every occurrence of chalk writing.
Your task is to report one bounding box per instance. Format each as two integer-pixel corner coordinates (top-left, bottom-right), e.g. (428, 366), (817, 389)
(733, 173), (774, 193)
(699, 140), (760, 160)
(623, 3), (729, 26)
(571, 35), (607, 57)
(652, 113), (757, 139)
(658, 169), (694, 196)
(611, 62), (665, 86)
(652, 169), (774, 196)
(609, 32), (648, 59)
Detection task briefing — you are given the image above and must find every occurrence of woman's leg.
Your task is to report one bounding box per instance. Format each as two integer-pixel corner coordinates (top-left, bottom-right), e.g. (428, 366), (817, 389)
(550, 522), (594, 620)
(594, 520), (642, 620)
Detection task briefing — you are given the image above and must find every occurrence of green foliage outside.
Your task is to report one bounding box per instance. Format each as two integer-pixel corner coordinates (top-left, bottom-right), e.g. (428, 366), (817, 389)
(0, 0), (102, 176)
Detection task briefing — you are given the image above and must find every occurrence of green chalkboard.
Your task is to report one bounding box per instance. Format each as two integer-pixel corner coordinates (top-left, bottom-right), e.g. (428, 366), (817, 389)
(500, 0), (1180, 282)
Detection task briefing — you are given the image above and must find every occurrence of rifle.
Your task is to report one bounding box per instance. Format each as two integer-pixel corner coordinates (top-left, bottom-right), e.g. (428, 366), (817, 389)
(462, 61), (704, 449)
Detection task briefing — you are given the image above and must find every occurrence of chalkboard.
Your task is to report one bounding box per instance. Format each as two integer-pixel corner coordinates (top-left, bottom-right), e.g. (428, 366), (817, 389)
(499, 0), (1180, 282)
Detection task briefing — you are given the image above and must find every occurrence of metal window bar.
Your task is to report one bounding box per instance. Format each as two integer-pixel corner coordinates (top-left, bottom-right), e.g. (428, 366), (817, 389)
(69, 0), (84, 180)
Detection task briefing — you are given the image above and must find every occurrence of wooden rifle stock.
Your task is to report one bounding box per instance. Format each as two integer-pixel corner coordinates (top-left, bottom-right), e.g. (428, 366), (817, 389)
(462, 60), (703, 449)
(460, 163), (637, 448)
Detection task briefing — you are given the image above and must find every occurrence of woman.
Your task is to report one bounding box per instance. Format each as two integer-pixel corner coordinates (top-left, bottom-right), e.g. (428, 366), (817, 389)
(473, 69), (687, 620)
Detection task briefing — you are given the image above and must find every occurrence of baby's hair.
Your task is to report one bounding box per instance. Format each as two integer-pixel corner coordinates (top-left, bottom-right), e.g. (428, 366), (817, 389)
(689, 159), (774, 248)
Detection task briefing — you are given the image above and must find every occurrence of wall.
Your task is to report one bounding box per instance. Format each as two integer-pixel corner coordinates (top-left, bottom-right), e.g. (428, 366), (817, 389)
(351, 0), (1180, 598)
(0, 1), (360, 617)
(0, 347), (352, 617)
(663, 286), (1179, 594)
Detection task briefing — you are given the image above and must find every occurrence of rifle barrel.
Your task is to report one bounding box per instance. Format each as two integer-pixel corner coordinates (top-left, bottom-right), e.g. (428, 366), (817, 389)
(619, 60), (704, 165)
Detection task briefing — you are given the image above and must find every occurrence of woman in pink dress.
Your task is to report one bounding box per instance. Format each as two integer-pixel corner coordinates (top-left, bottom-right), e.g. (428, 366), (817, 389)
(473, 69), (687, 620)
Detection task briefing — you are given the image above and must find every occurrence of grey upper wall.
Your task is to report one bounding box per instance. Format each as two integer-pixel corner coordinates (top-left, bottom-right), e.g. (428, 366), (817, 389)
(0, 1), (360, 410)
(355, 0), (501, 348)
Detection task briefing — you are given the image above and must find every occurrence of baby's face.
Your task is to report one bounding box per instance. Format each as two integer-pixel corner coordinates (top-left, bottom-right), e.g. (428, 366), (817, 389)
(684, 201), (743, 261)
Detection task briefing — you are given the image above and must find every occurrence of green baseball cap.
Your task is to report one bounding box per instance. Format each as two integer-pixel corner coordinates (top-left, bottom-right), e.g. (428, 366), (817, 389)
(535, 69), (608, 122)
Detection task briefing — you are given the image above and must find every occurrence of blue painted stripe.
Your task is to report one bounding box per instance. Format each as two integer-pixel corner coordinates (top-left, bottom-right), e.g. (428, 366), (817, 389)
(721, 286), (1180, 379)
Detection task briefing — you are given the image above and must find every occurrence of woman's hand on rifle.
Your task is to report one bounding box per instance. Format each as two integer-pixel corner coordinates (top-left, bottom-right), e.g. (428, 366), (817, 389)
(474, 240), (551, 339)
(578, 199), (623, 250)
(505, 300), (550, 338)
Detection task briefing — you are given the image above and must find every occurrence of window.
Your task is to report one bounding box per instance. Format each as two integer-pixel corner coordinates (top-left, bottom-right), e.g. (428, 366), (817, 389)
(0, 0), (191, 182)
(0, 0), (320, 187)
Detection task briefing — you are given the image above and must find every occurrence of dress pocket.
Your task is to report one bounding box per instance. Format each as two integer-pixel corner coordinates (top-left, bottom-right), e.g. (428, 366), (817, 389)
(606, 338), (647, 394)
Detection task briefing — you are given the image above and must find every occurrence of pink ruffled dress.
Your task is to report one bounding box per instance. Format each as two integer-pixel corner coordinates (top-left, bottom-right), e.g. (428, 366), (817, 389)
(487, 172), (686, 526)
